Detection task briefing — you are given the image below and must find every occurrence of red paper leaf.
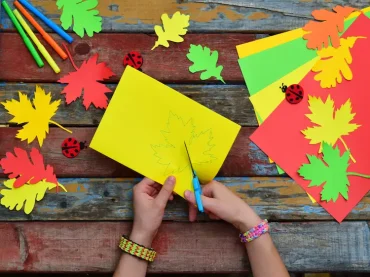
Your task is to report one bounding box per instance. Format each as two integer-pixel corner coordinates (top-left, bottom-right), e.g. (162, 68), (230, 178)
(58, 54), (115, 110)
(0, 147), (58, 188)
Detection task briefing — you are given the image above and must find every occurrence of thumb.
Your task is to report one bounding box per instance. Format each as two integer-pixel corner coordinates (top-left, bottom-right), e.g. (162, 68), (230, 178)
(184, 190), (220, 214)
(156, 176), (176, 205)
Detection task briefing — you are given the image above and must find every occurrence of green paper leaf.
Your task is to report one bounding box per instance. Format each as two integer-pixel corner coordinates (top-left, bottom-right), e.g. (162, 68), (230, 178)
(187, 44), (225, 84)
(298, 142), (350, 202)
(57, 0), (102, 38)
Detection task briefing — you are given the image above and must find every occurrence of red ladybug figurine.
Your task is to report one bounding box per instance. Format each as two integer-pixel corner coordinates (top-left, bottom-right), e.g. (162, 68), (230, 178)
(280, 83), (304, 104)
(123, 51), (143, 70)
(61, 138), (87, 158)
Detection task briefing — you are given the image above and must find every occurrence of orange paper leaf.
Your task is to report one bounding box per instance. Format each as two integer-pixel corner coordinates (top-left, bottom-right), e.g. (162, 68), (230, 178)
(303, 6), (356, 50)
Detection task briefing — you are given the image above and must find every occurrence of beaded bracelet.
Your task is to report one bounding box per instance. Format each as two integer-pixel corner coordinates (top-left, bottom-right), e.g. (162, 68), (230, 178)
(239, 219), (269, 243)
(118, 235), (157, 262)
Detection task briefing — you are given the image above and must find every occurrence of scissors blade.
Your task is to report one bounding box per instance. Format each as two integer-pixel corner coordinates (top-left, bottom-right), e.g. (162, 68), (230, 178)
(184, 142), (196, 177)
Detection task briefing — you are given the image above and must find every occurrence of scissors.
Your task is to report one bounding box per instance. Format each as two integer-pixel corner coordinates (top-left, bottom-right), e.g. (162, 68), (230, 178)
(184, 142), (204, 213)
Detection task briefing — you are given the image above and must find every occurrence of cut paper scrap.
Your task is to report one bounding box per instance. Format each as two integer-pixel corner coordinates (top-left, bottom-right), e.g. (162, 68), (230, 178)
(90, 66), (241, 197)
(303, 6), (357, 50)
(250, 14), (370, 222)
(187, 44), (225, 84)
(302, 95), (360, 163)
(308, 194), (317, 203)
(1, 85), (72, 147)
(0, 147), (58, 188)
(58, 46), (115, 110)
(57, 0), (102, 38)
(312, 36), (365, 88)
(299, 143), (370, 203)
(152, 11), (190, 50)
(1, 179), (67, 214)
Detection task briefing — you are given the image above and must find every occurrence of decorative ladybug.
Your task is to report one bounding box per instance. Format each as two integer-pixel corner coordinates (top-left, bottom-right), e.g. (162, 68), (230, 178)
(280, 83), (304, 104)
(123, 51), (143, 70)
(61, 138), (87, 158)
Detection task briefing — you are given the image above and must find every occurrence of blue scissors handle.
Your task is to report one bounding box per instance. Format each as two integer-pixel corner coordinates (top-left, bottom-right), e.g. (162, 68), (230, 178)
(192, 175), (204, 213)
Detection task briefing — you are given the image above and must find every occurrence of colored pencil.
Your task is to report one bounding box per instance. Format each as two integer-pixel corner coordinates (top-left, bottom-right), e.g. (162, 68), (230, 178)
(18, 0), (73, 43)
(14, 9), (60, 73)
(14, 0), (68, 60)
(1, 1), (44, 68)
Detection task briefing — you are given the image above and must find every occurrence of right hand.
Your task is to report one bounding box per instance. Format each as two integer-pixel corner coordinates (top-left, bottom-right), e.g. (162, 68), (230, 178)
(184, 180), (262, 233)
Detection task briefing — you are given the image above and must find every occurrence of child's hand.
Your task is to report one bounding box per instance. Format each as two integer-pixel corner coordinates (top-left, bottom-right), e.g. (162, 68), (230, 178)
(131, 176), (175, 247)
(184, 180), (261, 233)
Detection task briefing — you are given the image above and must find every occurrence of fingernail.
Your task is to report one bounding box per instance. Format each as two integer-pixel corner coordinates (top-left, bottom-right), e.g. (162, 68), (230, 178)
(184, 190), (191, 199)
(167, 176), (175, 184)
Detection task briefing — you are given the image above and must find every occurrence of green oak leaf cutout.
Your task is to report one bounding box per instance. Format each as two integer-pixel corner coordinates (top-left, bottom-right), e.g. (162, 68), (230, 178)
(187, 44), (225, 84)
(298, 142), (370, 202)
(57, 0), (102, 38)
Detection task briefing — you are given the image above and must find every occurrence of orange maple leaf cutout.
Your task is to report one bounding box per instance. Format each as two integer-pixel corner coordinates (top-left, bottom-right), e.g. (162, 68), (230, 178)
(303, 6), (356, 50)
(58, 45), (115, 110)
(0, 147), (58, 188)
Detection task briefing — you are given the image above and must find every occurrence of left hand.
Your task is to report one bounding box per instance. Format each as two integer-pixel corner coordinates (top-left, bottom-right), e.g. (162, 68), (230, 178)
(130, 176), (176, 247)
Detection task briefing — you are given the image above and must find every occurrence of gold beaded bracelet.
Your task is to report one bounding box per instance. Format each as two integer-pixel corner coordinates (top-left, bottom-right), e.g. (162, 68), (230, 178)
(118, 235), (157, 262)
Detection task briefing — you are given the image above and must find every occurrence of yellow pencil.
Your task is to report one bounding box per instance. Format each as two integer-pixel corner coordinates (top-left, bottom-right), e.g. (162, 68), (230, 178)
(13, 9), (60, 74)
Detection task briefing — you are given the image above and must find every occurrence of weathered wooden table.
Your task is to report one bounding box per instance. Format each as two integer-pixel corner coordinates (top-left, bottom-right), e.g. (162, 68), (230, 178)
(0, 0), (369, 274)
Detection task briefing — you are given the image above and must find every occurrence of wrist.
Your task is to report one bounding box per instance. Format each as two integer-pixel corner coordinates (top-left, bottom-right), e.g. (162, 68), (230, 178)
(235, 207), (262, 233)
(130, 227), (154, 248)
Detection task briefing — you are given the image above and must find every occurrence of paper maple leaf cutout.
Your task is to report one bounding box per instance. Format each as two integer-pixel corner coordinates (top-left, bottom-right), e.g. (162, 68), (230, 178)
(58, 51), (115, 110)
(187, 44), (225, 84)
(152, 112), (215, 175)
(152, 11), (190, 50)
(302, 95), (360, 163)
(299, 142), (370, 202)
(1, 179), (67, 214)
(303, 6), (356, 50)
(57, 0), (102, 38)
(1, 85), (71, 146)
(0, 147), (58, 189)
(312, 36), (365, 88)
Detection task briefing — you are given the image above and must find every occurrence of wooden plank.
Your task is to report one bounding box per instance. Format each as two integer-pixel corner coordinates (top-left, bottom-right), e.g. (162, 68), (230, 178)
(0, 33), (253, 83)
(1, 0), (369, 33)
(0, 221), (369, 272)
(0, 127), (278, 177)
(1, 177), (369, 221)
(0, 83), (256, 126)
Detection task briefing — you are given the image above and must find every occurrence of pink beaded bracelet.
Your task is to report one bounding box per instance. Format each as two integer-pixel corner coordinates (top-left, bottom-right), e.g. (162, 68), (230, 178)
(239, 219), (269, 243)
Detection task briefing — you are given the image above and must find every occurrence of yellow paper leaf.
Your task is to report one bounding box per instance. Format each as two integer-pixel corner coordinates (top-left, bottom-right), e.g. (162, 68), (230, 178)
(1, 85), (71, 146)
(152, 11), (190, 50)
(1, 179), (67, 214)
(90, 66), (241, 197)
(312, 36), (365, 88)
(302, 95), (360, 162)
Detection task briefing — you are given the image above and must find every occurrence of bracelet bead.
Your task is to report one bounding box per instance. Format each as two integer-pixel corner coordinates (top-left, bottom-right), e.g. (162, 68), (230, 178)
(239, 219), (269, 243)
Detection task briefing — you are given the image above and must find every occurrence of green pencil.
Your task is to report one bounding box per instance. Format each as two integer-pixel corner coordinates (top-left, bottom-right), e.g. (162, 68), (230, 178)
(1, 0), (44, 67)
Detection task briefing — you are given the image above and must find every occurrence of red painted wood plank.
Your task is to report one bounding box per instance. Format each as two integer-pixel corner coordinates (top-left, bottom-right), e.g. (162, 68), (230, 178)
(1, 221), (369, 273)
(0, 127), (277, 178)
(0, 33), (254, 83)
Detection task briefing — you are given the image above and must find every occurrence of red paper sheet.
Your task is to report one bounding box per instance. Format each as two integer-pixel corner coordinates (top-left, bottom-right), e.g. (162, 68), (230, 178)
(250, 14), (370, 222)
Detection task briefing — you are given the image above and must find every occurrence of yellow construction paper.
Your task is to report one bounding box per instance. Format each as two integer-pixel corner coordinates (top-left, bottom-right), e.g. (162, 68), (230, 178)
(237, 28), (306, 58)
(308, 193), (317, 203)
(249, 58), (319, 123)
(90, 66), (241, 196)
(1, 179), (67, 214)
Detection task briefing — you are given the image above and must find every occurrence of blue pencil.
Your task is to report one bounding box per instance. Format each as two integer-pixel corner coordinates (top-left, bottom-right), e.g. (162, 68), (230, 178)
(18, 0), (73, 44)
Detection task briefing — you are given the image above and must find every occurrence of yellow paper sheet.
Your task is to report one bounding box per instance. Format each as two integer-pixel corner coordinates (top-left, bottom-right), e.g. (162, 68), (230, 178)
(236, 8), (369, 59)
(237, 28), (306, 58)
(90, 66), (241, 197)
(249, 57), (319, 123)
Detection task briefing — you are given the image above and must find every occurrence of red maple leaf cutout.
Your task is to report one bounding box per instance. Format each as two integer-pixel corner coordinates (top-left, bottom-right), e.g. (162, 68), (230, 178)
(58, 47), (115, 110)
(0, 147), (58, 188)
